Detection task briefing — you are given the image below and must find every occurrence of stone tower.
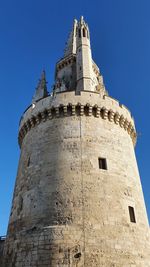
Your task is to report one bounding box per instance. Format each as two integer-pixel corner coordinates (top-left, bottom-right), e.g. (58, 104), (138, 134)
(2, 17), (150, 267)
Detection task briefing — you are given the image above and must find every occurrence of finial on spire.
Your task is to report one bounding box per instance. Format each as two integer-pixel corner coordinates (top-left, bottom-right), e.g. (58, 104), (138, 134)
(32, 70), (48, 103)
(80, 16), (84, 23)
(74, 18), (77, 24)
(40, 70), (47, 91)
(41, 69), (46, 80)
(64, 19), (77, 57)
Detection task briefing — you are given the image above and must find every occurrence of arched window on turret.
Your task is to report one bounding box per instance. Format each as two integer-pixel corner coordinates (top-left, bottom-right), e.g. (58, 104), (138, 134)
(83, 28), (86, 37)
(78, 29), (81, 38)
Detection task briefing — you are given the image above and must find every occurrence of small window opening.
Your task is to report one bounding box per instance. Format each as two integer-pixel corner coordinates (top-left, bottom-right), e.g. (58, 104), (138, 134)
(128, 206), (136, 223)
(83, 28), (86, 37)
(98, 158), (107, 170)
(78, 29), (81, 38)
(27, 157), (30, 167)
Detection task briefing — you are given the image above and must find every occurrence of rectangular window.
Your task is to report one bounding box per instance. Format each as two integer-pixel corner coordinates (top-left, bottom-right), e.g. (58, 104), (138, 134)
(27, 157), (30, 167)
(98, 158), (107, 170)
(128, 206), (136, 223)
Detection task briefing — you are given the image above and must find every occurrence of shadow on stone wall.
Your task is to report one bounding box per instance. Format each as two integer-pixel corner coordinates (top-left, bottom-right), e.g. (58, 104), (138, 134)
(0, 236), (6, 265)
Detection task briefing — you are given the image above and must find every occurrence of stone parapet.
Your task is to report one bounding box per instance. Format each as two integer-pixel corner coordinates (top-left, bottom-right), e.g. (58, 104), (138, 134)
(19, 91), (137, 147)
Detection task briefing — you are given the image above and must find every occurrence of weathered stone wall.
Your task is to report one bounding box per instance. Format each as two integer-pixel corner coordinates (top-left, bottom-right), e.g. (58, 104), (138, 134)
(0, 239), (5, 265)
(2, 91), (150, 267)
(55, 56), (77, 92)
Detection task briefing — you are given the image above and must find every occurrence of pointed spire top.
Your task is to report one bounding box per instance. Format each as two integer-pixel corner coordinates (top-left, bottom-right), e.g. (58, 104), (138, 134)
(64, 19), (77, 57)
(41, 69), (46, 80)
(74, 18), (77, 24)
(32, 70), (48, 103)
(79, 15), (88, 27)
(39, 70), (47, 90)
(80, 16), (84, 23)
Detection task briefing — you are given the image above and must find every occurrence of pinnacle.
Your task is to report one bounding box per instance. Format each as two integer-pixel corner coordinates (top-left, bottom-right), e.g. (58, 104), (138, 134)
(80, 15), (84, 22)
(41, 70), (46, 81)
(32, 70), (48, 103)
(37, 70), (47, 91)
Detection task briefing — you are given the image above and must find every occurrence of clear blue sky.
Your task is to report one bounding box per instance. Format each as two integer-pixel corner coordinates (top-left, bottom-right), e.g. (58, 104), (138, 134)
(0, 0), (150, 236)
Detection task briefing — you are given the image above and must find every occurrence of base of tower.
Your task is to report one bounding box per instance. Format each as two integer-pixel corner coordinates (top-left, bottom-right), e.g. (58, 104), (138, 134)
(2, 225), (150, 267)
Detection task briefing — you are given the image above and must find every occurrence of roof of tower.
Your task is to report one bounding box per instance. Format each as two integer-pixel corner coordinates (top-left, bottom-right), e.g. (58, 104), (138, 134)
(32, 70), (48, 103)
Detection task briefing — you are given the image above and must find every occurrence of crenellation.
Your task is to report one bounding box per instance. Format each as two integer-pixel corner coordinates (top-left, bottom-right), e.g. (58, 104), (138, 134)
(18, 102), (137, 147)
(19, 91), (135, 128)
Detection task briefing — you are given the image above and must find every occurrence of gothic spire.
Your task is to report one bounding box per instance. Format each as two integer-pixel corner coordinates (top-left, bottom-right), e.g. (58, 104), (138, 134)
(64, 19), (77, 57)
(55, 17), (106, 95)
(32, 70), (48, 103)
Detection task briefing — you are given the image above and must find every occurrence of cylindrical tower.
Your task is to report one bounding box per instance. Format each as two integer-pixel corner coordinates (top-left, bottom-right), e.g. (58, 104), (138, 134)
(2, 17), (150, 267)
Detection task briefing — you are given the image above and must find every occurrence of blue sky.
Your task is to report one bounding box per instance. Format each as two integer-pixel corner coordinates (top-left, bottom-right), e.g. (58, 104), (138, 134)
(0, 0), (150, 235)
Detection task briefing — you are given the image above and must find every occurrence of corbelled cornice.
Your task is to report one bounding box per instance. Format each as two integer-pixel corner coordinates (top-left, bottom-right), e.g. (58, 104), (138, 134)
(18, 103), (137, 147)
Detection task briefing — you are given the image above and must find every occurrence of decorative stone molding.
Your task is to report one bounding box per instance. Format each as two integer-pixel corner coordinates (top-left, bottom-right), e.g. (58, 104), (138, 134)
(56, 55), (76, 71)
(114, 112), (120, 125)
(108, 110), (115, 122)
(18, 103), (137, 147)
